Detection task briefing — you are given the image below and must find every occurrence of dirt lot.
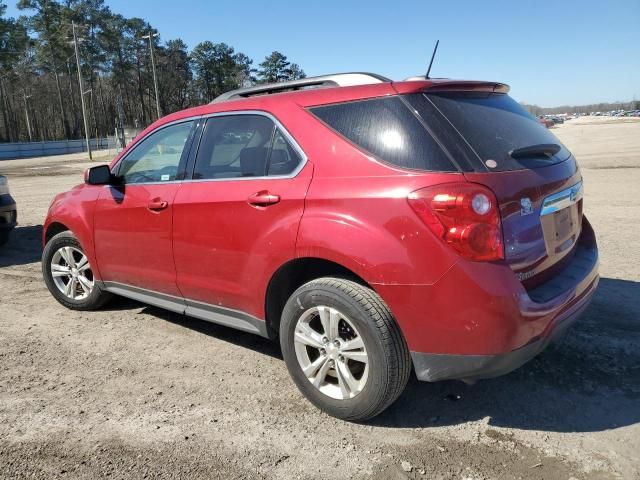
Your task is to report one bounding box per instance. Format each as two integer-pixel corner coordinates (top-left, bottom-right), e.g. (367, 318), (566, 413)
(1, 116), (639, 480)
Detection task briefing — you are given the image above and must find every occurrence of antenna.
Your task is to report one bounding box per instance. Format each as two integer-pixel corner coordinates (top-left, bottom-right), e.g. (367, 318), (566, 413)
(425, 40), (440, 79)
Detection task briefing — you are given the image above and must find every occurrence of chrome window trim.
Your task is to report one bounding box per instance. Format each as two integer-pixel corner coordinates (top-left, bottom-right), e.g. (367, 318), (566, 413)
(540, 181), (583, 216)
(111, 117), (198, 182)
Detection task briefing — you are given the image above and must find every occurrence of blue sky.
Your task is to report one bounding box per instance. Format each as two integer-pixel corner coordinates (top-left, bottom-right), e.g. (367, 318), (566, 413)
(7, 0), (639, 106)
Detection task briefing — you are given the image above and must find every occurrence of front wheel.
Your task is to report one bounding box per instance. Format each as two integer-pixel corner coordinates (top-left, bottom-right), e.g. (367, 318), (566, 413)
(280, 277), (411, 421)
(42, 231), (112, 310)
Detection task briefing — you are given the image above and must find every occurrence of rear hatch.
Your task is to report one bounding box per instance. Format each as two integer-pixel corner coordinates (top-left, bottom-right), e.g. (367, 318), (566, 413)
(404, 88), (583, 285)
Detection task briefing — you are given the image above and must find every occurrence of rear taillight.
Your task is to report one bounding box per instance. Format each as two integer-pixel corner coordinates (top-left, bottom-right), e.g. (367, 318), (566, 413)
(408, 183), (504, 261)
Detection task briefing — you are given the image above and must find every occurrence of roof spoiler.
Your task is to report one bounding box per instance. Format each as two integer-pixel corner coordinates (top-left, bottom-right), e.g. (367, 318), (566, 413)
(424, 81), (510, 94)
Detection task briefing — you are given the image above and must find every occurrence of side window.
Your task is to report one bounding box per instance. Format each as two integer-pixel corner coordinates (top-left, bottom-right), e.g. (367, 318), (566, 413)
(117, 121), (194, 184)
(267, 129), (303, 176)
(309, 97), (455, 172)
(193, 115), (275, 180)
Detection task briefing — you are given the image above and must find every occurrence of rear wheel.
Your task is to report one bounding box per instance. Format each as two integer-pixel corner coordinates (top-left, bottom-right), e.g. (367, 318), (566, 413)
(280, 277), (411, 421)
(42, 231), (112, 310)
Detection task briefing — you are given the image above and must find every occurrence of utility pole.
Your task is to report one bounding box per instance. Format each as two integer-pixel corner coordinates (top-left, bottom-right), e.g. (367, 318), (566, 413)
(142, 32), (161, 120)
(72, 21), (92, 160)
(22, 93), (33, 142)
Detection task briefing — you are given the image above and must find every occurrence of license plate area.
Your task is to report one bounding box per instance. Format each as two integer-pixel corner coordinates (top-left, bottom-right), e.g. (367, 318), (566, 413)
(540, 182), (583, 256)
(541, 204), (580, 255)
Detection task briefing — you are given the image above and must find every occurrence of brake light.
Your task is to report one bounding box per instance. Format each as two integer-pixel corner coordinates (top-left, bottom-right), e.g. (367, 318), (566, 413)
(408, 183), (504, 261)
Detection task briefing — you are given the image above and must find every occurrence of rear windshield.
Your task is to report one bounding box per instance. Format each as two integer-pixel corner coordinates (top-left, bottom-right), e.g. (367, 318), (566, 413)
(309, 97), (456, 172)
(408, 92), (571, 171)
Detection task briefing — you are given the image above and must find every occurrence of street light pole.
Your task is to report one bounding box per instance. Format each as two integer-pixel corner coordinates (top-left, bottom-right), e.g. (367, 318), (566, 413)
(142, 32), (161, 120)
(72, 21), (92, 160)
(22, 93), (32, 142)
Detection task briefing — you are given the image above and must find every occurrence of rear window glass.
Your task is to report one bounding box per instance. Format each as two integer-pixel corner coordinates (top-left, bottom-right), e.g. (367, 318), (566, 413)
(309, 97), (455, 172)
(411, 92), (571, 171)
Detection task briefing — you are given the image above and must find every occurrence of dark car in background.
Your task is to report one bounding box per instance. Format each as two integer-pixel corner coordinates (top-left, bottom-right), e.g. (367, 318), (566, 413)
(0, 175), (17, 246)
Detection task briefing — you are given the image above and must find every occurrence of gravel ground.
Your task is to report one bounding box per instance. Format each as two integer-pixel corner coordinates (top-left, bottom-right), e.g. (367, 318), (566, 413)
(0, 117), (639, 479)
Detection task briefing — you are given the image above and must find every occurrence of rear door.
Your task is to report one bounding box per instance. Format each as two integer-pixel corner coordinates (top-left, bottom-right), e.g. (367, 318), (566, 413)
(94, 120), (196, 296)
(172, 113), (312, 321)
(406, 92), (583, 282)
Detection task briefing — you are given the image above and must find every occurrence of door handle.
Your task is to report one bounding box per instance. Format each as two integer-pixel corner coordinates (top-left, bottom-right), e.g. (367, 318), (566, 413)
(247, 191), (281, 207)
(148, 200), (169, 211)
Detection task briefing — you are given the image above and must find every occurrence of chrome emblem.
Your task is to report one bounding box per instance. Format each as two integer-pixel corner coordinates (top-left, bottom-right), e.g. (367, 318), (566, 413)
(520, 197), (533, 216)
(570, 185), (579, 202)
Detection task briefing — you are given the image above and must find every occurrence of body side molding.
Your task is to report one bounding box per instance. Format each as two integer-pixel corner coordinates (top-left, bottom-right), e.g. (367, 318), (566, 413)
(100, 281), (269, 337)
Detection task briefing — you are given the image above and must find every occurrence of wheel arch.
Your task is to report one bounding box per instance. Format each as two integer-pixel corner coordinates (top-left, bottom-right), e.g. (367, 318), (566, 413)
(264, 257), (373, 339)
(44, 221), (70, 246)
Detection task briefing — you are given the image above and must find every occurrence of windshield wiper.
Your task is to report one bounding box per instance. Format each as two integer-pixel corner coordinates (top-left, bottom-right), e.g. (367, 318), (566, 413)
(509, 143), (561, 159)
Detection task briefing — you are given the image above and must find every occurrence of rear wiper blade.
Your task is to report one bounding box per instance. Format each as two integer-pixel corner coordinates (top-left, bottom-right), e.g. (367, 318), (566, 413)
(510, 143), (561, 159)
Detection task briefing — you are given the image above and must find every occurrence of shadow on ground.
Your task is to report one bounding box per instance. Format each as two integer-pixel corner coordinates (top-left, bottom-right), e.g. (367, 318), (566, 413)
(103, 296), (283, 360)
(0, 225), (43, 267)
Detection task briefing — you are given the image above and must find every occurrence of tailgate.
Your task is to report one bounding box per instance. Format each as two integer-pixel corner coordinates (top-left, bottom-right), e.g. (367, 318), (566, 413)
(465, 157), (583, 282)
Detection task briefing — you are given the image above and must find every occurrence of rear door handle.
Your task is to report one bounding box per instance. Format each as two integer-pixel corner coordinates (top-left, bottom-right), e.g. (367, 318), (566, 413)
(247, 191), (281, 207)
(148, 200), (169, 211)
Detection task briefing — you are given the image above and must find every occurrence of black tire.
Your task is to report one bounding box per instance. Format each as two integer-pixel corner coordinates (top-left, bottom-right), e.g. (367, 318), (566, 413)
(280, 277), (411, 421)
(42, 231), (112, 310)
(0, 229), (9, 247)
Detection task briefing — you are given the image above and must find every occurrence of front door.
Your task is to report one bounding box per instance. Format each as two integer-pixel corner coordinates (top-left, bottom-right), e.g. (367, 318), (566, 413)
(94, 120), (195, 296)
(173, 113), (312, 319)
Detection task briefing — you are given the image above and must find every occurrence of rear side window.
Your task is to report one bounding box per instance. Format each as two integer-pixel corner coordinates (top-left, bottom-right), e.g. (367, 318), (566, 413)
(194, 115), (274, 180)
(193, 115), (303, 179)
(411, 92), (571, 171)
(268, 129), (303, 176)
(309, 97), (455, 172)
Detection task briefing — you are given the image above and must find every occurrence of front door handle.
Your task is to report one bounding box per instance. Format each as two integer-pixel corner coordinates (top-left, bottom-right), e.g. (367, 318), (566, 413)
(247, 191), (281, 207)
(148, 199), (169, 211)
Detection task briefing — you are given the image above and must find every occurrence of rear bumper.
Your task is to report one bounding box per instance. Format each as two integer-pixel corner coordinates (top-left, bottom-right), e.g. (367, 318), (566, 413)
(411, 277), (596, 381)
(0, 194), (17, 231)
(374, 217), (599, 381)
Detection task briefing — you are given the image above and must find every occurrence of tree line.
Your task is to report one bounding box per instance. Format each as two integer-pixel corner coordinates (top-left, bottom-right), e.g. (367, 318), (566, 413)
(0, 0), (306, 143)
(523, 100), (640, 116)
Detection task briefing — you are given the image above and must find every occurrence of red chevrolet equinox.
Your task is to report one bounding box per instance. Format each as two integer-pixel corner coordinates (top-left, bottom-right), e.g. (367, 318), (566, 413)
(42, 73), (599, 420)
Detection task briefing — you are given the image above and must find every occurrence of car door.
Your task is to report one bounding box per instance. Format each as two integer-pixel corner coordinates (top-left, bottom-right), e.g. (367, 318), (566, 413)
(172, 113), (312, 324)
(94, 119), (196, 296)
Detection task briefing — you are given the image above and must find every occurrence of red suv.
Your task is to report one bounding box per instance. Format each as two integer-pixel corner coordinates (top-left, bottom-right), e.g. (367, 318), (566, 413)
(42, 73), (599, 420)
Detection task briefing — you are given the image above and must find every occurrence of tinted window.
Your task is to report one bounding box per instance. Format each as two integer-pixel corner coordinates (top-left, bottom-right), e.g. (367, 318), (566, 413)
(194, 115), (275, 179)
(309, 97), (455, 172)
(267, 129), (303, 176)
(416, 92), (571, 171)
(118, 121), (193, 184)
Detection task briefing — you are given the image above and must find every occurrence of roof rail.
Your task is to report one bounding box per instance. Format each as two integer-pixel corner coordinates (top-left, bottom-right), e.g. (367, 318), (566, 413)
(210, 72), (391, 103)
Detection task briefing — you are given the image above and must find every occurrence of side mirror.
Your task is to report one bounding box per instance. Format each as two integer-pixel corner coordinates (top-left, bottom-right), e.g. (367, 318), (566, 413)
(84, 165), (112, 185)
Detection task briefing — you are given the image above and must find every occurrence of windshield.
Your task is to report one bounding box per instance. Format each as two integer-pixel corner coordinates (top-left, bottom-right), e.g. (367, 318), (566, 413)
(407, 92), (572, 171)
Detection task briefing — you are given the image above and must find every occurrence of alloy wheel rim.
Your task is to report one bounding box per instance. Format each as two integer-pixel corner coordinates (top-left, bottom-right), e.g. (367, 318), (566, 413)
(50, 246), (94, 301)
(293, 306), (369, 400)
